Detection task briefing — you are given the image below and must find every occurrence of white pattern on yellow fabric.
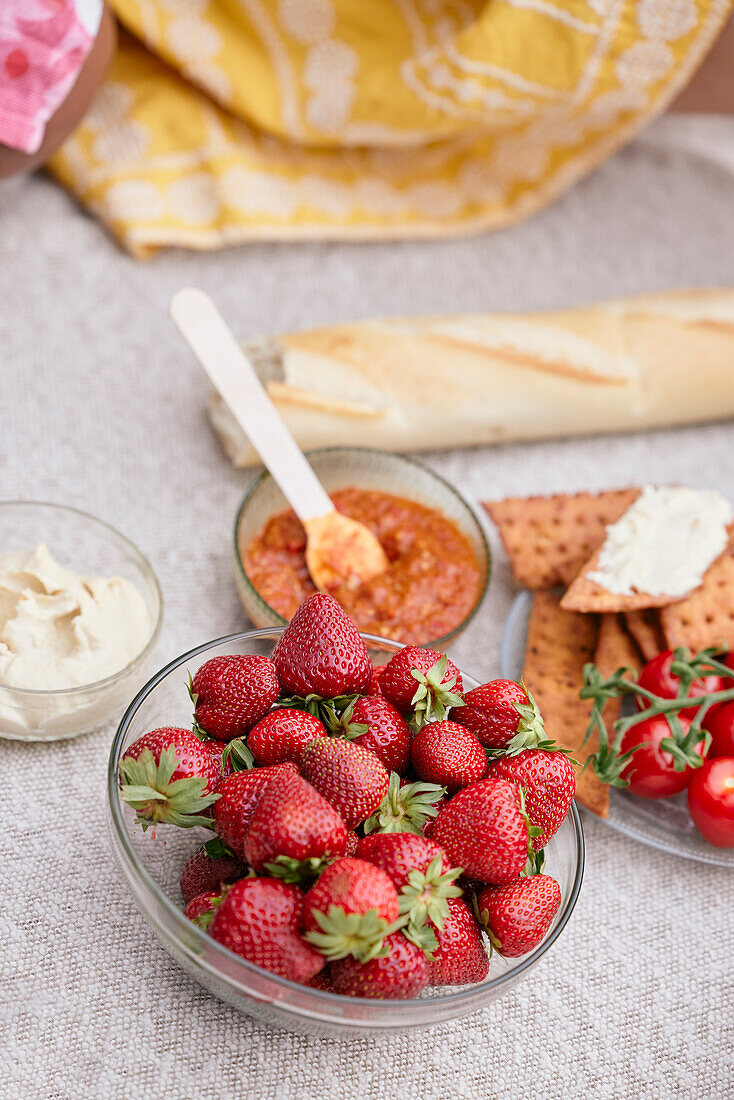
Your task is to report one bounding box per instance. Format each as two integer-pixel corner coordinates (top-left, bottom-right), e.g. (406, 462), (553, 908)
(48, 0), (734, 256)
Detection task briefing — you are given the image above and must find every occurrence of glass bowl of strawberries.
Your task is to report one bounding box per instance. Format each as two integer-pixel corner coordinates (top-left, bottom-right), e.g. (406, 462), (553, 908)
(107, 595), (584, 1036)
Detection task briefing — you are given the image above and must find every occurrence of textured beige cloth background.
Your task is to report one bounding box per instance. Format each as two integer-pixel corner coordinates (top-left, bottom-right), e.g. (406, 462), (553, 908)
(2, 115), (734, 1100)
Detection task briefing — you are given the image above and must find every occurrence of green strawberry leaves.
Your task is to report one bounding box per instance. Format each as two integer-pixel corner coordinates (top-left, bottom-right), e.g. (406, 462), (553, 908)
(119, 746), (220, 830)
(397, 855), (463, 932)
(221, 737), (255, 773)
(264, 855), (333, 888)
(363, 772), (446, 836)
(409, 656), (464, 730)
(304, 906), (394, 963)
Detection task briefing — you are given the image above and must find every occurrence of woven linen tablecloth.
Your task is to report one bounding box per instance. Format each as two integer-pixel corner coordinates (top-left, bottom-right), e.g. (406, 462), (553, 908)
(2, 115), (734, 1100)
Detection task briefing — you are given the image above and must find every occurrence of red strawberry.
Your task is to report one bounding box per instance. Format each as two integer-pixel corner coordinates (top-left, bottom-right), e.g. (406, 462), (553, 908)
(380, 647), (464, 726)
(488, 749), (575, 849)
(340, 696), (411, 774)
(368, 664), (385, 696)
(431, 778), (529, 885)
(273, 593), (371, 698)
(184, 889), (225, 929)
(411, 720), (487, 791)
(214, 762), (298, 859)
(363, 773), (446, 836)
(200, 739), (235, 779)
(307, 970), (334, 991)
(180, 841), (245, 903)
(190, 655), (279, 741)
(344, 831), (359, 857)
(457, 680), (547, 752)
(119, 727), (221, 829)
(247, 709), (326, 767)
(429, 897), (489, 986)
(329, 932), (429, 999)
(475, 874), (561, 957)
(299, 737), (390, 829)
(355, 833), (462, 930)
(245, 769), (349, 871)
(303, 857), (400, 933)
(209, 878), (324, 983)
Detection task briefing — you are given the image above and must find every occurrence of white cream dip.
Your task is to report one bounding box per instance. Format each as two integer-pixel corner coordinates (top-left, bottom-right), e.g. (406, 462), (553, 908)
(587, 486), (732, 598)
(0, 543), (151, 690)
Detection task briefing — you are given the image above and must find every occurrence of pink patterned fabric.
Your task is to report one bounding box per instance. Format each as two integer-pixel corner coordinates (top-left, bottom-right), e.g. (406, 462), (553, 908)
(0, 0), (102, 155)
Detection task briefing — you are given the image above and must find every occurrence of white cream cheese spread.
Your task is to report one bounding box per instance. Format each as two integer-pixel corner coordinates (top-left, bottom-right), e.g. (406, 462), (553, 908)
(0, 543), (151, 690)
(587, 486), (732, 597)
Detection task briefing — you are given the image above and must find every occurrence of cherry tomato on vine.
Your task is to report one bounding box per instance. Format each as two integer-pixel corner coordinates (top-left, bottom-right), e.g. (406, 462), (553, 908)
(687, 757), (734, 847)
(619, 714), (706, 799)
(636, 651), (723, 712)
(702, 701), (734, 759)
(718, 652), (734, 679)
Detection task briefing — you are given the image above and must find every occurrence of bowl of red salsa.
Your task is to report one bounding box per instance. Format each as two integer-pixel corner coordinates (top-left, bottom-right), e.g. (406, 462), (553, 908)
(233, 447), (490, 646)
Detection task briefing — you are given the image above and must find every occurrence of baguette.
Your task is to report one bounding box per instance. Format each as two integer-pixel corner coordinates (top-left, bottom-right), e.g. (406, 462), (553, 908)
(208, 289), (734, 466)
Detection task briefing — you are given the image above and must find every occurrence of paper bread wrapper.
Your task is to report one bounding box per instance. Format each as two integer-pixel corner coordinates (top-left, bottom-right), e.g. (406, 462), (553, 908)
(209, 289), (734, 466)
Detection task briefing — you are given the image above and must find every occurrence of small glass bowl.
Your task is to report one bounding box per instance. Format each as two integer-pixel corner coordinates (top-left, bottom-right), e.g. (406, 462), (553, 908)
(233, 447), (491, 648)
(107, 629), (585, 1037)
(0, 501), (163, 742)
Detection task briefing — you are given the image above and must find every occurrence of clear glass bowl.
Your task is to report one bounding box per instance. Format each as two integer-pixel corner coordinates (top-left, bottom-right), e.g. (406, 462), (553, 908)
(501, 589), (734, 869)
(0, 501), (163, 742)
(233, 447), (491, 647)
(107, 628), (585, 1037)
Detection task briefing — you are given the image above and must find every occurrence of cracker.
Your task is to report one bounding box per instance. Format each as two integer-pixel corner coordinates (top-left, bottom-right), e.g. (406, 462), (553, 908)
(624, 610), (665, 661)
(595, 614), (643, 678)
(521, 591), (608, 817)
(560, 549), (685, 613)
(483, 489), (639, 590)
(660, 540), (734, 652)
(595, 614), (642, 731)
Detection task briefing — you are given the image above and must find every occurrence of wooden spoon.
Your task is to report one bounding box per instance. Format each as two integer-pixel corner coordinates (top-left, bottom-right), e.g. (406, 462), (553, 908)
(169, 288), (388, 593)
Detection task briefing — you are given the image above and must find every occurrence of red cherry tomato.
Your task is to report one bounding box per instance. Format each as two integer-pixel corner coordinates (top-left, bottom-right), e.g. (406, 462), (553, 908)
(702, 701), (734, 759)
(687, 757), (734, 847)
(637, 650), (723, 712)
(719, 652), (734, 678)
(620, 714), (706, 799)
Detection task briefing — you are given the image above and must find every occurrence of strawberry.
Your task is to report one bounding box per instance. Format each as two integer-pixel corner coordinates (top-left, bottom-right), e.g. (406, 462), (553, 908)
(247, 709), (326, 767)
(329, 931), (429, 999)
(487, 749), (575, 849)
(184, 889), (225, 929)
(199, 739), (235, 779)
(335, 695), (412, 774)
(272, 593), (371, 698)
(380, 647), (464, 727)
(475, 874), (561, 957)
(429, 897), (489, 986)
(303, 857), (400, 940)
(457, 680), (547, 753)
(345, 831), (359, 857)
(119, 727), (221, 829)
(190, 655), (279, 741)
(214, 762), (298, 859)
(245, 768), (349, 871)
(430, 778), (529, 885)
(411, 720), (487, 791)
(355, 833), (462, 931)
(368, 664), (385, 696)
(363, 772), (446, 836)
(307, 970), (334, 991)
(299, 736), (390, 829)
(179, 839), (246, 903)
(209, 878), (324, 983)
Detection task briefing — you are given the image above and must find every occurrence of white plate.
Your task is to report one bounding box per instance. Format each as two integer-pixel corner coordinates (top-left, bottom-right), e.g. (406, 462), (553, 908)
(501, 590), (734, 868)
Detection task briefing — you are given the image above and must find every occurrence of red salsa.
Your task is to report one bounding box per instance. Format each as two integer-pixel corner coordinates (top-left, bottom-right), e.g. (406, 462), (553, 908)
(243, 487), (482, 644)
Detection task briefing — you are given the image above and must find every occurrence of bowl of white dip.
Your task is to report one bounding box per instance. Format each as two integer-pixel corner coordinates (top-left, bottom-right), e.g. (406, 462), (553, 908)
(0, 501), (162, 741)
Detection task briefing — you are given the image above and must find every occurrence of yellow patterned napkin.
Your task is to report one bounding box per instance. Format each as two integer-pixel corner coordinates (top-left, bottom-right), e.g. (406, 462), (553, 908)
(50, 0), (731, 257)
